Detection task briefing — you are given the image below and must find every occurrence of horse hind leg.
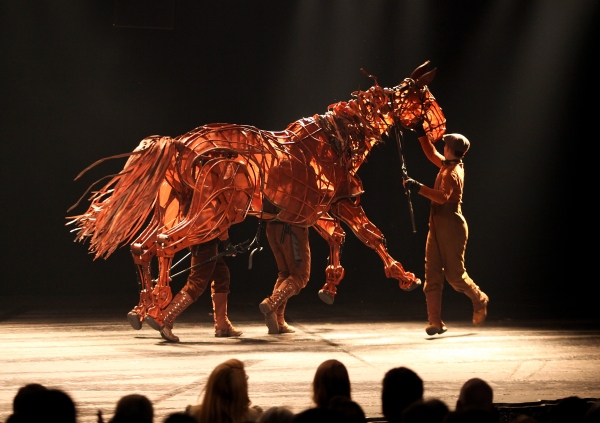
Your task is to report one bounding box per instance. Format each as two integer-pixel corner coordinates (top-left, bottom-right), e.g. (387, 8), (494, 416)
(127, 236), (158, 330)
(127, 261), (152, 330)
(143, 254), (175, 330)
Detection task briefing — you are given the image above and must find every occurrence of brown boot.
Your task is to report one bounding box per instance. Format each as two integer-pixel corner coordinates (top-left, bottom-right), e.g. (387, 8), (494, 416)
(259, 281), (296, 334)
(425, 290), (447, 336)
(212, 293), (243, 337)
(464, 284), (489, 327)
(145, 290), (193, 342)
(276, 300), (295, 334)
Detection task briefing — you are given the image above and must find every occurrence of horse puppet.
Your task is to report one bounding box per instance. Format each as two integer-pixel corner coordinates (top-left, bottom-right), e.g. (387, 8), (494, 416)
(67, 61), (446, 330)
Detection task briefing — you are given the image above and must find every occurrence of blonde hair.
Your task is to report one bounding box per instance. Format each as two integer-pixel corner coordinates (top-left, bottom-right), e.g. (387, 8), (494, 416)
(195, 359), (251, 423)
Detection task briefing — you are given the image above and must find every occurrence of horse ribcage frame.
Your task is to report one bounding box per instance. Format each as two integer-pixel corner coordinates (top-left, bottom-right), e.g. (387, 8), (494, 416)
(158, 156), (257, 255)
(177, 120), (345, 221)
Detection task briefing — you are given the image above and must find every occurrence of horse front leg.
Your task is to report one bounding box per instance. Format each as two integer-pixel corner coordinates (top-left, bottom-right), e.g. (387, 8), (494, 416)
(330, 198), (421, 291)
(313, 214), (346, 304)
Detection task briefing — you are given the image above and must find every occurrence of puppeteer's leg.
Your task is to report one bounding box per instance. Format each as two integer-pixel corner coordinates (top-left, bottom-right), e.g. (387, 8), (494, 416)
(159, 290), (193, 342)
(260, 222), (310, 334)
(463, 282), (489, 326)
(211, 256), (243, 337)
(423, 213), (447, 335)
(276, 298), (295, 333)
(424, 290), (447, 336)
(437, 206), (489, 327)
(145, 241), (216, 342)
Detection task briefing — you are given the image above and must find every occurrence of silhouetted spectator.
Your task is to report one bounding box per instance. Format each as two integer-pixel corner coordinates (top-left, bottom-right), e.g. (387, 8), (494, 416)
(163, 412), (197, 423)
(312, 359), (352, 408)
(292, 407), (341, 423)
(328, 395), (366, 423)
(456, 378), (494, 413)
(13, 383), (48, 412)
(109, 393), (154, 423)
(6, 383), (49, 423)
(186, 358), (262, 423)
(48, 388), (78, 423)
(381, 366), (423, 423)
(585, 400), (600, 423)
(7, 382), (49, 422)
(444, 408), (497, 423)
(551, 396), (590, 423)
(7, 388), (78, 423)
(400, 398), (449, 423)
(257, 406), (295, 423)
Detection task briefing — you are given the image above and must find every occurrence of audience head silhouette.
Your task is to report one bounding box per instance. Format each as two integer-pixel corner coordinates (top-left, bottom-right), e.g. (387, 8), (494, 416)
(312, 359), (352, 408)
(188, 358), (260, 423)
(328, 395), (366, 423)
(293, 407), (341, 423)
(163, 412), (197, 423)
(445, 408), (498, 423)
(11, 383), (48, 415)
(257, 406), (294, 423)
(381, 366), (423, 423)
(585, 400), (600, 423)
(551, 396), (590, 423)
(7, 387), (77, 423)
(110, 393), (154, 423)
(456, 378), (494, 413)
(401, 398), (449, 423)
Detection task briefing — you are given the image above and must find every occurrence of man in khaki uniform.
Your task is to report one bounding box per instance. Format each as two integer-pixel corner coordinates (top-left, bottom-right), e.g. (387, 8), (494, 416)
(405, 128), (488, 336)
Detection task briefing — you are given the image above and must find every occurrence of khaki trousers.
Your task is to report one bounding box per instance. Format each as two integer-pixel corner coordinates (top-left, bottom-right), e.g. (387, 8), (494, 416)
(182, 240), (230, 301)
(423, 202), (476, 294)
(266, 221), (311, 294)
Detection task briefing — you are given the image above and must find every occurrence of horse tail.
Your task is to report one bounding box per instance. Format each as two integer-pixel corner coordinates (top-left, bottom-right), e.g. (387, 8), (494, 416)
(67, 135), (178, 259)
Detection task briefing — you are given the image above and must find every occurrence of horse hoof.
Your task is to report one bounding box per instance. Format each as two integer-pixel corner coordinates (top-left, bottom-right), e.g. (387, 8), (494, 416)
(127, 312), (142, 330)
(144, 314), (162, 331)
(401, 278), (422, 292)
(318, 290), (335, 305)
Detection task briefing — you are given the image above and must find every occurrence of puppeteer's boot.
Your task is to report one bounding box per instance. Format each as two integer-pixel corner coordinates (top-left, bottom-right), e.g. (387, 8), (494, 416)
(425, 290), (447, 336)
(259, 281), (296, 334)
(464, 284), (489, 327)
(145, 290), (193, 343)
(212, 293), (243, 337)
(276, 299), (295, 334)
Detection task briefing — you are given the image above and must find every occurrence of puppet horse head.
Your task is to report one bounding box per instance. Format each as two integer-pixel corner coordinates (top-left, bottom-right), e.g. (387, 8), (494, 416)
(388, 60), (447, 141)
(329, 61), (446, 172)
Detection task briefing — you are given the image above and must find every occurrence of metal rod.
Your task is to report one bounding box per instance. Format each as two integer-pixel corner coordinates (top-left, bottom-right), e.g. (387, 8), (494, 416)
(395, 126), (417, 233)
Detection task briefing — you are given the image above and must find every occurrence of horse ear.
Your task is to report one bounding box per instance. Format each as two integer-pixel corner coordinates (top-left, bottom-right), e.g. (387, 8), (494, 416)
(410, 60), (431, 80)
(415, 67), (437, 88)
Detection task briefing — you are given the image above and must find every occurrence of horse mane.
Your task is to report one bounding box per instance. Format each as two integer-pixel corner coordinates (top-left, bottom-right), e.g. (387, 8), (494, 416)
(317, 71), (393, 174)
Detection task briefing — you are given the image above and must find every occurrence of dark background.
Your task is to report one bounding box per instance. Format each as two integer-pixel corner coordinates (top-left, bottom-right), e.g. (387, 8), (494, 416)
(1, 1), (595, 321)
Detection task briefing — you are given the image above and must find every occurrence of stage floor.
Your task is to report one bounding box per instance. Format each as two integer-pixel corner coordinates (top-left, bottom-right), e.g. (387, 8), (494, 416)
(1, 294), (599, 423)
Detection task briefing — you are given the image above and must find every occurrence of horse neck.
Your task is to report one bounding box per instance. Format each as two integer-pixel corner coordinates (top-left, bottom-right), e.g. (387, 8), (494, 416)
(348, 109), (394, 174)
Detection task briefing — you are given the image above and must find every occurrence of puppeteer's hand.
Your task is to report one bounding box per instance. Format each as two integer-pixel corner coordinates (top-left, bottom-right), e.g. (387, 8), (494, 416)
(403, 177), (423, 192)
(219, 238), (238, 257)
